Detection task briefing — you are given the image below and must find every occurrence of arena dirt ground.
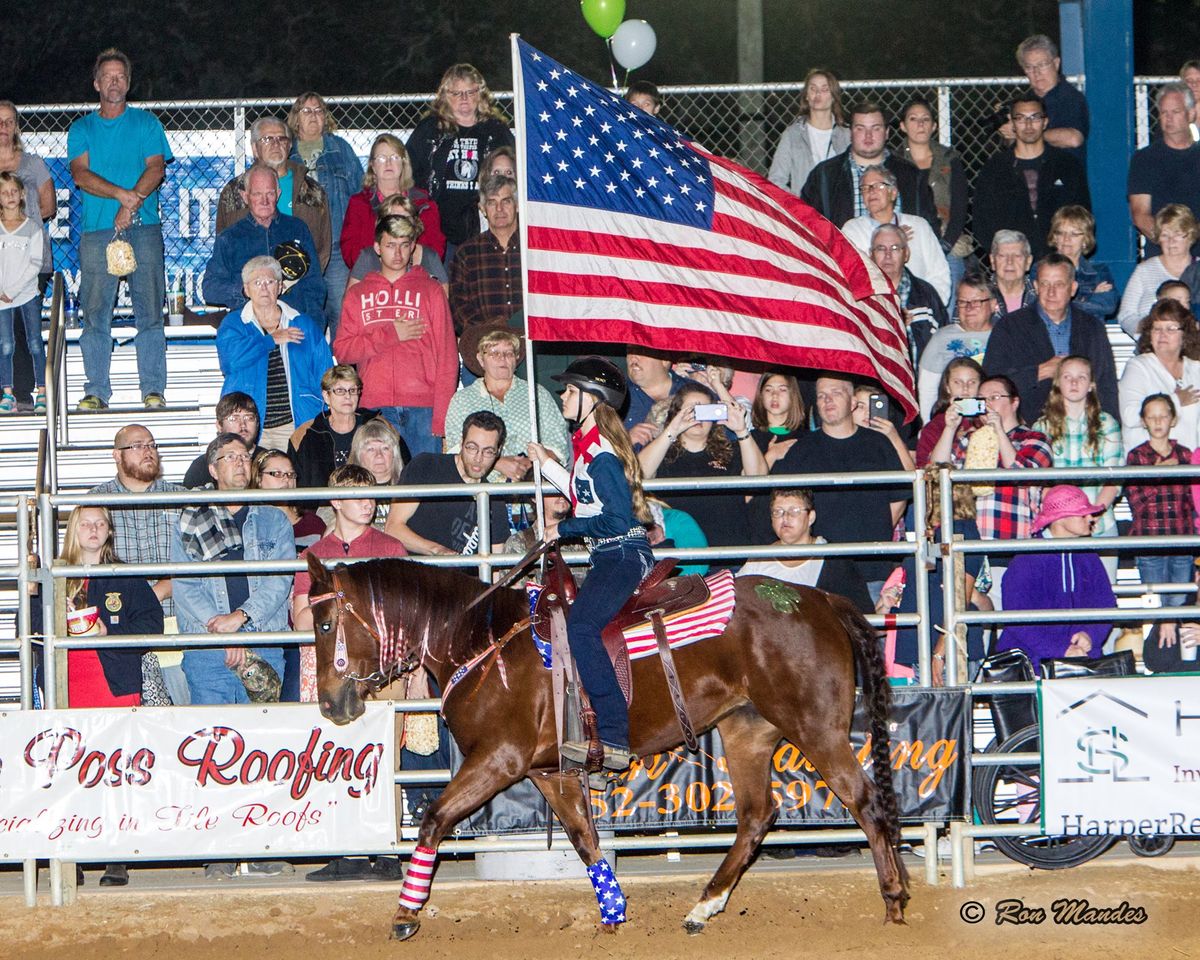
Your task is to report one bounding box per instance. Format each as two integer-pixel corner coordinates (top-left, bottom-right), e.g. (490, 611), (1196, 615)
(0, 858), (1195, 960)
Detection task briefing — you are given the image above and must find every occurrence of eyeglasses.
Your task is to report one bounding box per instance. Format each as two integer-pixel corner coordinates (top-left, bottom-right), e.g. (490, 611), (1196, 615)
(261, 470), (297, 480)
(327, 386), (361, 396)
(981, 393), (1012, 403)
(462, 442), (499, 458)
(871, 244), (904, 254)
(449, 87), (481, 100)
(1012, 113), (1046, 124)
(299, 106), (325, 115)
(861, 181), (892, 193)
(770, 507), (811, 519)
(257, 135), (289, 145)
(1022, 59), (1056, 73)
(1152, 325), (1184, 335)
(223, 413), (257, 426)
(217, 453), (252, 465)
(372, 153), (404, 164)
(958, 297), (994, 309)
(117, 441), (158, 452)
(484, 350), (517, 360)
(249, 277), (280, 289)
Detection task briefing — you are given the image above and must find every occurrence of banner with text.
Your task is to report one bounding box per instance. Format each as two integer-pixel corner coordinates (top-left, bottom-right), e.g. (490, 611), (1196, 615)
(0, 703), (394, 860)
(465, 687), (966, 834)
(1042, 675), (1200, 837)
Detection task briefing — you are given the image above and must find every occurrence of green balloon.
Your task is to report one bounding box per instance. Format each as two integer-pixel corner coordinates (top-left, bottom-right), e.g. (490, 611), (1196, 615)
(580, 0), (625, 38)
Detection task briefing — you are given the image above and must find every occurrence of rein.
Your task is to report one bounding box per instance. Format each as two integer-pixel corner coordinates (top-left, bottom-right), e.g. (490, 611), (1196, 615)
(462, 539), (554, 615)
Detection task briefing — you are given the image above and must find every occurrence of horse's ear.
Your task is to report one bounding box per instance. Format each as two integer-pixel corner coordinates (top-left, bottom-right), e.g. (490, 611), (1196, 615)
(307, 553), (330, 588)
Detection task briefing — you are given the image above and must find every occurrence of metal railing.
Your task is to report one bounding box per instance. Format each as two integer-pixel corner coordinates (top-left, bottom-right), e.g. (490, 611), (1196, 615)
(928, 460), (1200, 889)
(8, 460), (1200, 903)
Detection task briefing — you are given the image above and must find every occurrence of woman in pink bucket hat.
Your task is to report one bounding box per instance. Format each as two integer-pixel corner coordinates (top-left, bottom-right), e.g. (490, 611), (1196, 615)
(994, 485), (1115, 670)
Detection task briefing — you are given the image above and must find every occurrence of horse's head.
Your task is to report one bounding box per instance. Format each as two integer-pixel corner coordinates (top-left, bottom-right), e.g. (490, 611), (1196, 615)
(307, 554), (418, 724)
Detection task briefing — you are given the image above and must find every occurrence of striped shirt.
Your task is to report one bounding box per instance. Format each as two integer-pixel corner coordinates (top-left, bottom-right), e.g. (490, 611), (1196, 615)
(264, 346), (290, 427)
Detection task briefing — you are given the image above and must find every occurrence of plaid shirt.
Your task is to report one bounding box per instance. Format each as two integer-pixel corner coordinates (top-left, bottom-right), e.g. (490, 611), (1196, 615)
(1032, 411), (1123, 534)
(1125, 440), (1197, 536)
(449, 229), (522, 334)
(952, 424), (1053, 540)
(89, 477), (186, 618)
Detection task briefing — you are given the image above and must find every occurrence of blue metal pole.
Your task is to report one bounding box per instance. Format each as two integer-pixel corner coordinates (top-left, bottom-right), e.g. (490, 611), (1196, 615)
(1074, 0), (1136, 285)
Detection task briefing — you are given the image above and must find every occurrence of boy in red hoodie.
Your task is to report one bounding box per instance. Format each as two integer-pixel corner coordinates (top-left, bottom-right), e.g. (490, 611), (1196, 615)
(333, 215), (457, 457)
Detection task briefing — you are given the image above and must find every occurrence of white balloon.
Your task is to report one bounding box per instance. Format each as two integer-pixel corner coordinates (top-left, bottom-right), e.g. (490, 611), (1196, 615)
(611, 19), (657, 71)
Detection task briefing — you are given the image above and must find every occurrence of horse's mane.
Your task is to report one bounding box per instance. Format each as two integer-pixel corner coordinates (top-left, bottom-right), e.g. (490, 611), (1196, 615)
(337, 558), (527, 667)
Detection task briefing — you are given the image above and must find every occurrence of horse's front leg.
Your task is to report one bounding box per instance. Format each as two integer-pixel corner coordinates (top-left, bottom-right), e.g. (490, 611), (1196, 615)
(392, 750), (525, 941)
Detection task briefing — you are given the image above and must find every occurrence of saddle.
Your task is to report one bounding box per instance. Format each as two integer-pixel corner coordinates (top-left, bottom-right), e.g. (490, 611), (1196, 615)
(535, 552), (709, 754)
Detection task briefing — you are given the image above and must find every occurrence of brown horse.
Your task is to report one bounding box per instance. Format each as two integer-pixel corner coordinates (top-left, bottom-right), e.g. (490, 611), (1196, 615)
(307, 553), (909, 940)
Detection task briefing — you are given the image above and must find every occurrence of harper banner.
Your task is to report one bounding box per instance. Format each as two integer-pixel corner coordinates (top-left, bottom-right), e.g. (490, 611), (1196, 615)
(464, 686), (966, 834)
(0, 703), (394, 860)
(1042, 675), (1200, 837)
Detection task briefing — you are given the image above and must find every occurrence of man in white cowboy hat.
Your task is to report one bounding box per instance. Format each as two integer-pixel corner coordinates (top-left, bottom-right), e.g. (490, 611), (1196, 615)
(995, 484), (1114, 671)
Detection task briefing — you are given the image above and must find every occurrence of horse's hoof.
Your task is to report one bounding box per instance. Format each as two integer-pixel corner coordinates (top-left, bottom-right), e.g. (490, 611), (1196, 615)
(391, 921), (421, 941)
(682, 919), (705, 936)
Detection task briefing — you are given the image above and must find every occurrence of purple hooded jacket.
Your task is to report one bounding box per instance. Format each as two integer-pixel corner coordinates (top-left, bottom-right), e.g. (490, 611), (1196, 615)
(996, 545), (1114, 671)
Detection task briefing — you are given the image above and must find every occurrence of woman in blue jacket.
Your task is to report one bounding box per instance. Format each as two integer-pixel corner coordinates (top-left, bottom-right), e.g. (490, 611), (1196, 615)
(527, 357), (654, 780)
(216, 255), (333, 451)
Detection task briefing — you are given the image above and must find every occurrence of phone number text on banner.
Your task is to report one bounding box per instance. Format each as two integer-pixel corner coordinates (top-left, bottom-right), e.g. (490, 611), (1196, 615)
(0, 703), (395, 860)
(465, 687), (965, 834)
(1042, 675), (1200, 837)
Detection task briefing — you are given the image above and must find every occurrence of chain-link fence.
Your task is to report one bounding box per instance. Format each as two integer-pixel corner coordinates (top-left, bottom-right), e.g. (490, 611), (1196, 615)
(15, 76), (1165, 307)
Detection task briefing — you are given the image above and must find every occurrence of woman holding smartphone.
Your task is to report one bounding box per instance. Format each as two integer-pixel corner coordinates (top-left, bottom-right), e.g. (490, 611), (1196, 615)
(638, 381), (766, 563)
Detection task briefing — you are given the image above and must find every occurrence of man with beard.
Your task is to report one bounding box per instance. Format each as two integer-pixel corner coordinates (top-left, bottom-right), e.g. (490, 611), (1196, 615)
(90, 423), (190, 707)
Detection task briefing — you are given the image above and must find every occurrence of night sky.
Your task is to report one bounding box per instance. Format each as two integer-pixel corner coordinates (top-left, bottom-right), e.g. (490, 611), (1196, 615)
(3, 1), (1195, 104)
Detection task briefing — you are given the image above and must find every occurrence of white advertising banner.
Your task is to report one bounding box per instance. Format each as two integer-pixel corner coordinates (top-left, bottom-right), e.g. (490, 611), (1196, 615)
(0, 703), (395, 860)
(1041, 676), (1200, 837)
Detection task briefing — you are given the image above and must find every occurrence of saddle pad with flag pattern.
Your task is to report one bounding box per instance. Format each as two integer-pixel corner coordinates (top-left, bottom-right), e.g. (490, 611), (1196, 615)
(526, 569), (736, 668)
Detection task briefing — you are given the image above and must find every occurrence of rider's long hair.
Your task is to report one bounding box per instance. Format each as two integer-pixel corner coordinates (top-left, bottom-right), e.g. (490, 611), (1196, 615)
(593, 402), (652, 524)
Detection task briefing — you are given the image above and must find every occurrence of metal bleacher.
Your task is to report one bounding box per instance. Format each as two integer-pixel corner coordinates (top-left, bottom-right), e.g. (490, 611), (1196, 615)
(0, 323), (225, 701)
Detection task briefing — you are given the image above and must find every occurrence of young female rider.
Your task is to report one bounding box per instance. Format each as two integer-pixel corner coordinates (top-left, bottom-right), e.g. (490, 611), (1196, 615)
(527, 357), (654, 775)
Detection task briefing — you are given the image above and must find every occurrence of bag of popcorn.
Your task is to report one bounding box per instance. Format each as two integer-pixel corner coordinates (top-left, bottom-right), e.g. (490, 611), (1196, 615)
(106, 229), (137, 276)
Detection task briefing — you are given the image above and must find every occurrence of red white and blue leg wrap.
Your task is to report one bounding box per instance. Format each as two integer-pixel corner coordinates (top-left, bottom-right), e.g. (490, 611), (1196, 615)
(586, 858), (627, 925)
(397, 846), (437, 912)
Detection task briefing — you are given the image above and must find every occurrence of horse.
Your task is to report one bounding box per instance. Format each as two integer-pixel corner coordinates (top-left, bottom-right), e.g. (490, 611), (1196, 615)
(306, 552), (909, 940)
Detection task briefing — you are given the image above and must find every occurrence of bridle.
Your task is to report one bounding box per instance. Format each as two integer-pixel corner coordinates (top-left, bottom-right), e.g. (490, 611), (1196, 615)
(308, 567), (420, 690)
(309, 562), (533, 706)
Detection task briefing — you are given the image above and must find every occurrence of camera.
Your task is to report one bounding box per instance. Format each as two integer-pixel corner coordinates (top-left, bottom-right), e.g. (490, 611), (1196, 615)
(955, 398), (987, 417)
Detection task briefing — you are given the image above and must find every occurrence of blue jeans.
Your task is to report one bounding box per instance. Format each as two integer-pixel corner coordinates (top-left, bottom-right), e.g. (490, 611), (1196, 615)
(568, 538), (655, 747)
(183, 646), (285, 704)
(1136, 554), (1196, 608)
(0, 298), (45, 388)
(946, 253), (966, 317)
(78, 224), (167, 401)
(378, 405), (440, 457)
(322, 252), (350, 337)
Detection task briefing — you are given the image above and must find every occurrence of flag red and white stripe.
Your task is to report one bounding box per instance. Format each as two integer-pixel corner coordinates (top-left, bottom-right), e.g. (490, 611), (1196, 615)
(623, 570), (737, 661)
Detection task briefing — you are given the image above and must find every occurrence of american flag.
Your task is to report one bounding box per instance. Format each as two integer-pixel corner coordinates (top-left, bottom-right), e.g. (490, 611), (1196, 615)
(512, 38), (917, 419)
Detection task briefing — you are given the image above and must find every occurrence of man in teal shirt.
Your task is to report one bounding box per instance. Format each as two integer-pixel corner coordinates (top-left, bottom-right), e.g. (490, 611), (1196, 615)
(68, 48), (173, 410)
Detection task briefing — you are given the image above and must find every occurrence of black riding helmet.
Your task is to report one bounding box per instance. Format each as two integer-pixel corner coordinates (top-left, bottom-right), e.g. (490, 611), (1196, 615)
(552, 356), (628, 409)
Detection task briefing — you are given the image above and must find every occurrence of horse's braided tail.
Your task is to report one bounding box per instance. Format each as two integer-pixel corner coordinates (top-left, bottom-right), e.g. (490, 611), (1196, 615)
(832, 595), (902, 848)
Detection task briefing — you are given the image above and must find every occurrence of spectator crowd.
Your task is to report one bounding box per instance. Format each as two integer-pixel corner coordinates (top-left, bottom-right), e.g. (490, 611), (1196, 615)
(12, 36), (1200, 880)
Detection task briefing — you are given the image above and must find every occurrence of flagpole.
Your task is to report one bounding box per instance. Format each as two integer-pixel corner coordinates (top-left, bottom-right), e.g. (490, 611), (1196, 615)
(511, 33), (547, 543)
